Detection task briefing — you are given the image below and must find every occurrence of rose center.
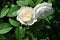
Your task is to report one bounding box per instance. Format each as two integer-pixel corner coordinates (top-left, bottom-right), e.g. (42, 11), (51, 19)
(20, 10), (33, 22)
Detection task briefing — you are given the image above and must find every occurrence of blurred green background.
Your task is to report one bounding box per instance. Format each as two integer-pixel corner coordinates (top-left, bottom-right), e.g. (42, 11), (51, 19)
(0, 0), (60, 40)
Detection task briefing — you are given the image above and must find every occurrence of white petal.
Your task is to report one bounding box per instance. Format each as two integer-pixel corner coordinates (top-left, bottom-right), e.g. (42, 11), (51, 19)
(34, 2), (52, 12)
(16, 6), (37, 25)
(34, 2), (53, 19)
(17, 16), (25, 24)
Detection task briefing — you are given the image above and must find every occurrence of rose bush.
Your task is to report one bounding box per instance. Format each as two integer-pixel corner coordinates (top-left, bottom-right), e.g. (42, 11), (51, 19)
(0, 0), (60, 40)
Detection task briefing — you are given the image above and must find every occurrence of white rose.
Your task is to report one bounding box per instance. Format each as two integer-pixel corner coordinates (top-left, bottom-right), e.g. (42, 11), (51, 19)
(34, 2), (53, 19)
(17, 7), (37, 25)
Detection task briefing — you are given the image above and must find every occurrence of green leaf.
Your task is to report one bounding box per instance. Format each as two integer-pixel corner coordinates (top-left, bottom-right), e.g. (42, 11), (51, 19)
(0, 23), (13, 34)
(25, 0), (35, 7)
(45, 25), (51, 29)
(25, 37), (29, 40)
(57, 8), (60, 13)
(45, 16), (53, 23)
(35, 0), (43, 5)
(45, 8), (55, 22)
(0, 20), (4, 24)
(40, 37), (49, 40)
(28, 32), (37, 40)
(32, 35), (37, 40)
(0, 35), (7, 40)
(15, 27), (25, 40)
(9, 18), (20, 27)
(7, 4), (19, 17)
(51, 0), (55, 3)
(16, 1), (28, 6)
(48, 0), (55, 3)
(48, 0), (52, 3)
(0, 6), (9, 18)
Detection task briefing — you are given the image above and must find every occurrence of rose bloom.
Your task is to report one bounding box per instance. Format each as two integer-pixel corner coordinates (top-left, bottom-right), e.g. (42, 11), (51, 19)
(17, 7), (37, 25)
(34, 2), (53, 19)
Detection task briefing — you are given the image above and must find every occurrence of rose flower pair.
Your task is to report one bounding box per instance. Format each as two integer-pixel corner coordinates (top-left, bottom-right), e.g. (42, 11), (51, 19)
(16, 2), (53, 25)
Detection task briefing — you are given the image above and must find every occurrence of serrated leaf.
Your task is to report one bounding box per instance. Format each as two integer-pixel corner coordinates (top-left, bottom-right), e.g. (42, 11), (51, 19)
(0, 23), (13, 34)
(16, 1), (28, 6)
(35, 0), (43, 5)
(0, 6), (9, 18)
(15, 27), (25, 39)
(25, 0), (35, 7)
(9, 18), (20, 27)
(7, 4), (19, 17)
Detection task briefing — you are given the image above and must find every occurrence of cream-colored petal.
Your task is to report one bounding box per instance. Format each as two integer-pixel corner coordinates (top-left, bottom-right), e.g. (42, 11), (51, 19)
(17, 7), (37, 25)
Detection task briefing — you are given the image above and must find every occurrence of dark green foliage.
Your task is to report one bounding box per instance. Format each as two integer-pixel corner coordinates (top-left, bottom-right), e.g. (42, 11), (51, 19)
(0, 0), (60, 40)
